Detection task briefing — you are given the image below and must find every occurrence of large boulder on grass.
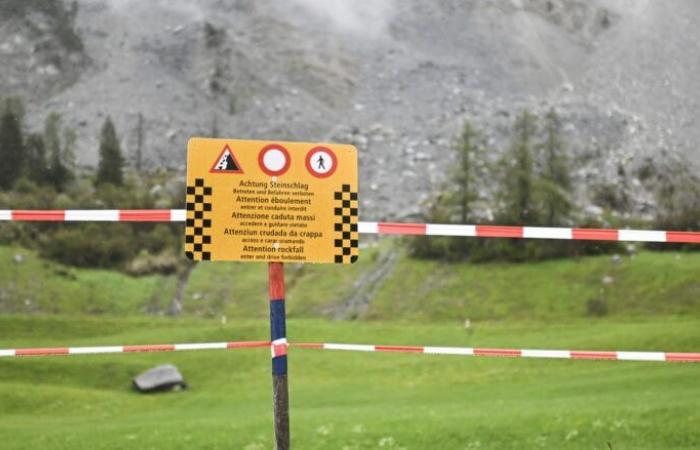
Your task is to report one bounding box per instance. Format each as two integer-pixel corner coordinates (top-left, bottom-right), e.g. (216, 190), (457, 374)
(132, 364), (187, 393)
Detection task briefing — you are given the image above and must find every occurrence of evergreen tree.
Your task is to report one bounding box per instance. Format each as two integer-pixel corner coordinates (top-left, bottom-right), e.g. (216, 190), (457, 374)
(24, 133), (49, 183)
(0, 102), (25, 190)
(95, 117), (124, 186)
(62, 126), (77, 171)
(44, 112), (62, 158)
(47, 145), (71, 191)
(450, 121), (480, 224)
(44, 112), (72, 191)
(538, 109), (572, 226)
(410, 120), (484, 260)
(500, 110), (537, 225)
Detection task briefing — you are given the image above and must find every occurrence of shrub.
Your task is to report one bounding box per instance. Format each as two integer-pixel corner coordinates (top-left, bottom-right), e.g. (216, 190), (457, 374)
(126, 249), (180, 276)
(586, 298), (608, 317)
(38, 223), (136, 268)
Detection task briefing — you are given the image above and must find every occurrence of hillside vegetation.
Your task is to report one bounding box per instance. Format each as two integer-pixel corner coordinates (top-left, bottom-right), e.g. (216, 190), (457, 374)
(1, 243), (699, 321)
(4, 1), (700, 220)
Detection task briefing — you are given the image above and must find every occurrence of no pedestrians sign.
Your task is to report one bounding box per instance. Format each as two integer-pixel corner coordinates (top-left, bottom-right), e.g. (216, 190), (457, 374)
(185, 138), (359, 264)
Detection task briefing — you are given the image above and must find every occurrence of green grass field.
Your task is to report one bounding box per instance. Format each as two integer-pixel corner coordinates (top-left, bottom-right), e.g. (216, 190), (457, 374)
(1, 316), (699, 449)
(1, 244), (699, 448)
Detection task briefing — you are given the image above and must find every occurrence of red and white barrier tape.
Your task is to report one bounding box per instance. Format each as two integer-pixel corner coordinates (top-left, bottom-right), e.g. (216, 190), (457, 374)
(0, 209), (185, 222)
(1, 340), (698, 363)
(0, 341), (269, 357)
(292, 343), (700, 363)
(1, 209), (698, 244)
(362, 222), (700, 244)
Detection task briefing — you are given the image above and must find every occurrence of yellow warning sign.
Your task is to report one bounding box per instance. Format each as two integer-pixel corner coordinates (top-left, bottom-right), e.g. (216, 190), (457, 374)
(185, 138), (359, 264)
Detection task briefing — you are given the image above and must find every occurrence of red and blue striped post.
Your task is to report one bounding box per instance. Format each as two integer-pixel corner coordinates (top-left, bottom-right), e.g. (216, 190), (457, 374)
(268, 262), (289, 449)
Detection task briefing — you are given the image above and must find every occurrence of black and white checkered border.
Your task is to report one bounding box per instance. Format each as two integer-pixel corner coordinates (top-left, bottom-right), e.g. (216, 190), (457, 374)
(333, 184), (359, 264)
(185, 178), (213, 261)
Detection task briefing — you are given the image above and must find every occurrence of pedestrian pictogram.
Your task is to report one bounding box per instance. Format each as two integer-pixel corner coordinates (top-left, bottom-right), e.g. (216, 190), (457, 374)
(305, 146), (337, 178)
(210, 144), (243, 174)
(258, 144), (291, 177)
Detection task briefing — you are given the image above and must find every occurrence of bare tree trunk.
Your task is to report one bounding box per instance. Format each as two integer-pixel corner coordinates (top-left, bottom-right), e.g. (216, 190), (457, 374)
(169, 259), (196, 316)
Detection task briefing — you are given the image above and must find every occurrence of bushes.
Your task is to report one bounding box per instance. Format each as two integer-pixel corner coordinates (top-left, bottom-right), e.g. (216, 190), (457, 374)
(0, 170), (184, 272)
(586, 298), (608, 317)
(35, 221), (180, 271)
(40, 223), (134, 268)
(39, 184), (182, 270)
(126, 249), (180, 276)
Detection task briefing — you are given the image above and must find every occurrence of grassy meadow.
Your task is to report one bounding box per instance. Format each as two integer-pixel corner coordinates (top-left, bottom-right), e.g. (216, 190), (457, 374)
(0, 242), (699, 449)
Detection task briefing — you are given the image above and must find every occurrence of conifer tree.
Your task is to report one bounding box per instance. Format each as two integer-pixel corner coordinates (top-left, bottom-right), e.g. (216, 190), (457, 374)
(44, 112), (62, 158)
(95, 117), (124, 186)
(451, 121), (480, 224)
(410, 120), (484, 260)
(24, 133), (48, 183)
(62, 127), (77, 171)
(45, 112), (72, 191)
(539, 109), (572, 226)
(500, 110), (538, 225)
(0, 102), (25, 190)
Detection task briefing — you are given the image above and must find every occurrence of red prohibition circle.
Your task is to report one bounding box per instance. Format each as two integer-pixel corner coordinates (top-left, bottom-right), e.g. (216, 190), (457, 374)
(258, 144), (291, 177)
(305, 146), (337, 178)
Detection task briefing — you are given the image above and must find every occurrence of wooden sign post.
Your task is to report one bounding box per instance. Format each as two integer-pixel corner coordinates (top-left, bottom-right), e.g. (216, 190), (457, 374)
(268, 261), (289, 449)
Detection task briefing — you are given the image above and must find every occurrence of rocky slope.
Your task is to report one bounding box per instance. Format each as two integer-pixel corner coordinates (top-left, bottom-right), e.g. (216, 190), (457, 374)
(2, 0), (699, 220)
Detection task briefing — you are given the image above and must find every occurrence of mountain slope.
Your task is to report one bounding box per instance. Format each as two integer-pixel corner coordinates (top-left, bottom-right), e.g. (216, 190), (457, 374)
(2, 0), (699, 219)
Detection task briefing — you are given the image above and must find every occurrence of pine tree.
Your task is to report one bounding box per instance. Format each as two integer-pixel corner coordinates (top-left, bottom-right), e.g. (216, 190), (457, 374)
(410, 120), (484, 260)
(95, 117), (124, 186)
(539, 109), (572, 226)
(45, 112), (72, 191)
(500, 110), (538, 225)
(62, 126), (77, 171)
(0, 102), (25, 190)
(24, 133), (49, 183)
(451, 121), (480, 224)
(44, 112), (62, 158)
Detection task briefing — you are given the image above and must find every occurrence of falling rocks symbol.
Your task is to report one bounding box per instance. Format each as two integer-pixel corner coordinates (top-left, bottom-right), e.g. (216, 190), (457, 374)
(210, 145), (243, 173)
